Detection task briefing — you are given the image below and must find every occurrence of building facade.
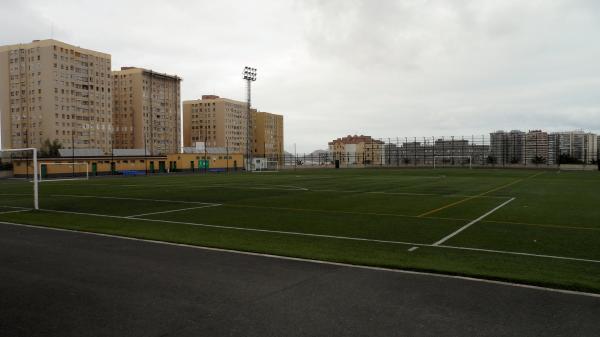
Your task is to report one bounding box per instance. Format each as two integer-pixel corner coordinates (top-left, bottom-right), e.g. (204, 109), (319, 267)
(112, 67), (181, 155)
(525, 130), (550, 164)
(396, 137), (488, 166)
(489, 130), (526, 165)
(183, 95), (249, 154)
(551, 131), (598, 164)
(252, 111), (284, 161)
(328, 135), (384, 166)
(0, 39), (113, 153)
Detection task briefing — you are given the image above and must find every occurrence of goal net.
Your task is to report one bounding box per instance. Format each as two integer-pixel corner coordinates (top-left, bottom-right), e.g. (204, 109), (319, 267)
(433, 156), (472, 169)
(266, 160), (279, 172)
(251, 157), (280, 172)
(39, 162), (89, 182)
(0, 148), (39, 210)
(254, 160), (280, 172)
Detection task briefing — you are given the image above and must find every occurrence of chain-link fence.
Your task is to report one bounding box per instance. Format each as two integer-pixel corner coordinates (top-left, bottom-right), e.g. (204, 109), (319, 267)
(273, 133), (600, 170)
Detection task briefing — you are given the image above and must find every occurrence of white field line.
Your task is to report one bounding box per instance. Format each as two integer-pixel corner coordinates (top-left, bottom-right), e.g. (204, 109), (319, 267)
(38, 181), (507, 199)
(432, 197), (515, 246)
(35, 208), (600, 265)
(127, 204), (221, 218)
(437, 244), (600, 264)
(39, 208), (418, 245)
(204, 184), (310, 191)
(52, 194), (219, 206)
(202, 184), (308, 191)
(36, 178), (88, 183)
(0, 205), (32, 210)
(2, 221), (599, 299)
(0, 209), (30, 215)
(271, 185), (309, 191)
(309, 189), (508, 199)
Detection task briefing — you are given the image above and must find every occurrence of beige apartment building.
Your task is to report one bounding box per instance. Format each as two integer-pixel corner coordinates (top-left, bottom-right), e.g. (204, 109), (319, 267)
(252, 111), (284, 160)
(525, 130), (549, 164)
(112, 67), (181, 155)
(328, 135), (384, 166)
(183, 95), (249, 153)
(0, 39), (113, 153)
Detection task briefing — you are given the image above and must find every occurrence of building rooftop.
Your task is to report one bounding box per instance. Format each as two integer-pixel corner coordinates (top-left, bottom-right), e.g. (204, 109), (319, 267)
(328, 135), (384, 145)
(0, 39), (110, 58)
(113, 67), (182, 81)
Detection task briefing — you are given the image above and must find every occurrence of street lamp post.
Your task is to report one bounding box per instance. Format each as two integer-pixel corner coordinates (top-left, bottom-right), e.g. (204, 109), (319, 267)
(243, 66), (257, 171)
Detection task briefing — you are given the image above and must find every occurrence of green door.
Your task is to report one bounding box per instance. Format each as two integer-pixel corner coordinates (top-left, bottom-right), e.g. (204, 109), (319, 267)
(173, 161), (177, 171)
(91, 163), (97, 176)
(159, 161), (166, 173)
(41, 164), (48, 178)
(111, 162), (116, 174)
(149, 161), (155, 173)
(198, 159), (209, 170)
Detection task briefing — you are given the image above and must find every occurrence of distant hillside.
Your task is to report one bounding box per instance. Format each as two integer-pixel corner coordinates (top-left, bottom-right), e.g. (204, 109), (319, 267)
(309, 149), (328, 156)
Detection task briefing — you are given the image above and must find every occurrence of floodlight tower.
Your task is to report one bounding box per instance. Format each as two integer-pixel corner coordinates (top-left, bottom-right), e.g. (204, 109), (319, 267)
(243, 66), (257, 171)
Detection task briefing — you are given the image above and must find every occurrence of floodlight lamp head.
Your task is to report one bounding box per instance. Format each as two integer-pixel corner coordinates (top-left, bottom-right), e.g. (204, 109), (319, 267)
(243, 66), (257, 81)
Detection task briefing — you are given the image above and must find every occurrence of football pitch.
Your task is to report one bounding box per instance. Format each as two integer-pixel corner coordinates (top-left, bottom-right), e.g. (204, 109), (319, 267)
(1, 168), (599, 293)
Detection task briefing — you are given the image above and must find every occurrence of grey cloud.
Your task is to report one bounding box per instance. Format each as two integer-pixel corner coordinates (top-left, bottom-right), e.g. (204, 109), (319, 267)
(1, 0), (599, 152)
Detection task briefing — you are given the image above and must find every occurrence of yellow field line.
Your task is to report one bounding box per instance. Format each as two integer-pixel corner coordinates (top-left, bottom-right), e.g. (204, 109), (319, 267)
(417, 172), (545, 218)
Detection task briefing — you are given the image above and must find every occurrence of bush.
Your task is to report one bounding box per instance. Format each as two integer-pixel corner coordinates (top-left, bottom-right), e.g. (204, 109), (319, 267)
(531, 156), (547, 164)
(559, 154), (583, 165)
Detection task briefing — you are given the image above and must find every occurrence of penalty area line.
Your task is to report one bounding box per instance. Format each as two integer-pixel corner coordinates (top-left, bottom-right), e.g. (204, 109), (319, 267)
(0, 209), (31, 215)
(52, 194), (219, 206)
(432, 197), (515, 246)
(126, 204), (222, 218)
(27, 207), (600, 265)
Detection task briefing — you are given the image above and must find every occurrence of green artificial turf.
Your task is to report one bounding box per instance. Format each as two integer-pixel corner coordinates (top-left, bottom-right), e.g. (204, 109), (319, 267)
(1, 168), (599, 293)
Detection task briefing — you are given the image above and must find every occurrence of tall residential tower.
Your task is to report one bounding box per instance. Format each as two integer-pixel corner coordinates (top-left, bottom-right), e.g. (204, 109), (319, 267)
(0, 39), (112, 152)
(183, 95), (249, 153)
(112, 67), (181, 155)
(252, 111), (284, 161)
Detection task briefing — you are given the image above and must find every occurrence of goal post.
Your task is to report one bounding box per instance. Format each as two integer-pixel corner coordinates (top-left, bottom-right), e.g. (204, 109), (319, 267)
(266, 160), (279, 172)
(38, 162), (89, 182)
(433, 156), (472, 169)
(0, 148), (38, 209)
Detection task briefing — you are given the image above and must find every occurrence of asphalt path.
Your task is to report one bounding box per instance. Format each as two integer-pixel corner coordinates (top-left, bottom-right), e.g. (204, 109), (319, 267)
(1, 222), (599, 337)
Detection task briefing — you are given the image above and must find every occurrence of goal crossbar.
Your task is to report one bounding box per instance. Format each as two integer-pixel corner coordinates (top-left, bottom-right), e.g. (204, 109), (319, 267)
(433, 155), (472, 169)
(0, 148), (38, 209)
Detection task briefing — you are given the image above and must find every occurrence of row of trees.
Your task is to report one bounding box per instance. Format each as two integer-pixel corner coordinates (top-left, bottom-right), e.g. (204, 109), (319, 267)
(39, 139), (63, 158)
(0, 139), (62, 171)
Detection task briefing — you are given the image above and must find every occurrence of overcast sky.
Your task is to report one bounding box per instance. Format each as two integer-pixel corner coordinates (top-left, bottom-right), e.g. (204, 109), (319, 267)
(2, 0), (599, 152)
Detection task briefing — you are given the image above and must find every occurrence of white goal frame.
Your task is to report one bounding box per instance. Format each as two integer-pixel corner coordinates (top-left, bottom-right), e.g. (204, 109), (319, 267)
(433, 156), (472, 169)
(253, 160), (280, 173)
(265, 160), (280, 172)
(38, 162), (89, 182)
(0, 148), (38, 209)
